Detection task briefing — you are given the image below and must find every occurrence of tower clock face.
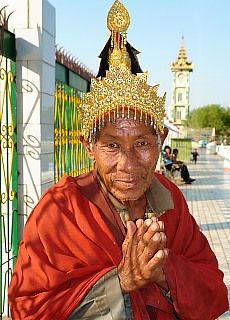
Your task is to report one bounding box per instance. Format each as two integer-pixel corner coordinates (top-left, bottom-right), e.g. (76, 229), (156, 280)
(178, 73), (184, 81)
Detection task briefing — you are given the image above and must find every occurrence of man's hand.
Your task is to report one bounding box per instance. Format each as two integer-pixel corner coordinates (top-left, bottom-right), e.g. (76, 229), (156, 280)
(117, 218), (168, 294)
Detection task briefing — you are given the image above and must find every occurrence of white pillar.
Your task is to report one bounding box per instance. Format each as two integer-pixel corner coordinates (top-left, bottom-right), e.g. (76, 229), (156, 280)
(2, 0), (56, 234)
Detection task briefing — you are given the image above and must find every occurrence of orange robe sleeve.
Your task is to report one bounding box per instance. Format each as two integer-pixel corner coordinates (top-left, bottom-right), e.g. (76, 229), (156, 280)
(8, 175), (122, 319)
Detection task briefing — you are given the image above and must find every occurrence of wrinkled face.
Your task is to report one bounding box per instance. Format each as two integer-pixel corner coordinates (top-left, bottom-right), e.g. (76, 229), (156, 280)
(83, 112), (167, 203)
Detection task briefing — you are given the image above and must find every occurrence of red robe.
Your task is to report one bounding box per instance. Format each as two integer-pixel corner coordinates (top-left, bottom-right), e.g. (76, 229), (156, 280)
(8, 171), (229, 319)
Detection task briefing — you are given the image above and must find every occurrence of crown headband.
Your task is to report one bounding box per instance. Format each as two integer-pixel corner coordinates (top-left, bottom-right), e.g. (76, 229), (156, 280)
(78, 0), (166, 140)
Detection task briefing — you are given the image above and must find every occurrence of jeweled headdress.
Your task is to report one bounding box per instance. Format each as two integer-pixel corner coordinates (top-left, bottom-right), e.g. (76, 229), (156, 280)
(78, 0), (166, 140)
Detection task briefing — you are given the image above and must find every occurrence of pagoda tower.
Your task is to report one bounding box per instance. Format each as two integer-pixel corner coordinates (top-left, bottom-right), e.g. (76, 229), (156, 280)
(170, 37), (193, 128)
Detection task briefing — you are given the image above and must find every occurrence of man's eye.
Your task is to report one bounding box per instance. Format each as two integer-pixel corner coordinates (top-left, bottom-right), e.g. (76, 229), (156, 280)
(108, 142), (118, 148)
(137, 141), (148, 146)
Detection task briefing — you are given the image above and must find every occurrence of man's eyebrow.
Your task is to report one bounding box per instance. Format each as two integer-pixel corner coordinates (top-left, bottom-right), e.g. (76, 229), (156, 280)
(135, 134), (154, 139)
(99, 134), (119, 140)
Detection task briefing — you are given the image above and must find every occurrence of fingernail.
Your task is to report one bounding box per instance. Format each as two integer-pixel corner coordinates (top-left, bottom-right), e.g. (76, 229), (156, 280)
(152, 232), (160, 241)
(151, 223), (158, 231)
(156, 250), (163, 258)
(145, 219), (152, 227)
(160, 232), (166, 241)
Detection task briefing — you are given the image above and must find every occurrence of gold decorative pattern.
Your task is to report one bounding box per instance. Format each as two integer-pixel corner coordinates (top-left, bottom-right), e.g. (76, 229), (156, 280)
(54, 82), (93, 182)
(78, 0), (166, 140)
(107, 0), (130, 33)
(0, 67), (16, 204)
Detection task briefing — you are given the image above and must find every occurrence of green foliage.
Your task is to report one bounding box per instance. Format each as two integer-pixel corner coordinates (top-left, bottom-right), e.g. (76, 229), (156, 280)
(188, 104), (230, 136)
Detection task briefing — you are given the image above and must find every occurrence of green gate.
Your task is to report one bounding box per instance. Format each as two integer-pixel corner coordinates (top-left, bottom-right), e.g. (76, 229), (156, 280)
(171, 138), (192, 161)
(0, 27), (18, 318)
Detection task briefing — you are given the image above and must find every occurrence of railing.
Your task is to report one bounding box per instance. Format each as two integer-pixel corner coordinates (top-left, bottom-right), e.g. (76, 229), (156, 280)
(54, 81), (92, 182)
(0, 27), (18, 319)
(0, 21), (94, 318)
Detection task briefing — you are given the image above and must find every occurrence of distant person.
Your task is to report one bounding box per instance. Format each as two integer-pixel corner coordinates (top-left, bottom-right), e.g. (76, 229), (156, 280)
(161, 146), (173, 171)
(191, 148), (199, 164)
(170, 147), (195, 184)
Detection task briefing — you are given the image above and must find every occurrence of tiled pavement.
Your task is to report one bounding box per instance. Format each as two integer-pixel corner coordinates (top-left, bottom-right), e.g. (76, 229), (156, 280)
(178, 150), (230, 319)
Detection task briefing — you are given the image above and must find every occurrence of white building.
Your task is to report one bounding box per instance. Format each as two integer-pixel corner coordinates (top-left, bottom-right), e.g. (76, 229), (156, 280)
(170, 37), (193, 131)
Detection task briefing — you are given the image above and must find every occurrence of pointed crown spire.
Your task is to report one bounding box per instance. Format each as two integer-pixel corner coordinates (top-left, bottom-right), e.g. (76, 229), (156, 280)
(77, 0), (166, 140)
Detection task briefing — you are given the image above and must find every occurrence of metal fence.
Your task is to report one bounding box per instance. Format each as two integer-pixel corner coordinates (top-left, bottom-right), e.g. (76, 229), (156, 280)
(0, 25), (93, 318)
(54, 81), (92, 182)
(0, 27), (18, 319)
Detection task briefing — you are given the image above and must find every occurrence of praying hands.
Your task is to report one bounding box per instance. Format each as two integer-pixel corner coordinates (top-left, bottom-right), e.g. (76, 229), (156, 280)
(118, 218), (169, 294)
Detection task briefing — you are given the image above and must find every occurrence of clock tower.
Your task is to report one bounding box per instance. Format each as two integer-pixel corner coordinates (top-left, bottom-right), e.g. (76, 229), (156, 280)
(170, 37), (193, 128)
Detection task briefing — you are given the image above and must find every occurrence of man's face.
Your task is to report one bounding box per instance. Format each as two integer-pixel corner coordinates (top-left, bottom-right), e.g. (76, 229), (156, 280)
(83, 113), (167, 203)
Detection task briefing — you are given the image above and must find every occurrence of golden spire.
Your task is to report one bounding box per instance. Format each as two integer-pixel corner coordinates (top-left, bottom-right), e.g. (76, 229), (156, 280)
(178, 36), (187, 60)
(170, 36), (193, 72)
(78, 1), (166, 140)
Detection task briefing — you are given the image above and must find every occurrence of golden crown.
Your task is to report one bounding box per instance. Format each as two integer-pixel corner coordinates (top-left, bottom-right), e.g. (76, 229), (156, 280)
(78, 0), (166, 140)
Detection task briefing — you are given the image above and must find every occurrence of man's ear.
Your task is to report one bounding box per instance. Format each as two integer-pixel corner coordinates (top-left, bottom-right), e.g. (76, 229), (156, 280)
(159, 127), (168, 146)
(79, 133), (95, 161)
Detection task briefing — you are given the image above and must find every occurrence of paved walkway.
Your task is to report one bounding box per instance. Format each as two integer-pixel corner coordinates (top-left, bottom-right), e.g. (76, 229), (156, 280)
(178, 150), (230, 319)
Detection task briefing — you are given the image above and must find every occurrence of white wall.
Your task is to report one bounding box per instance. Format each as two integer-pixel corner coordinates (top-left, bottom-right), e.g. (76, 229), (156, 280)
(2, 0), (56, 231)
(216, 146), (230, 170)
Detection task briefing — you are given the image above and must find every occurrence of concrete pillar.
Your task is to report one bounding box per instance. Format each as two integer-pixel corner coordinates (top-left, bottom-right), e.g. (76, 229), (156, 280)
(2, 0), (56, 235)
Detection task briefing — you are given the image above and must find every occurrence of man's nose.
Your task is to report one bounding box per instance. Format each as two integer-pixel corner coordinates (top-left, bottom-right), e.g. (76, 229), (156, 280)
(117, 149), (139, 172)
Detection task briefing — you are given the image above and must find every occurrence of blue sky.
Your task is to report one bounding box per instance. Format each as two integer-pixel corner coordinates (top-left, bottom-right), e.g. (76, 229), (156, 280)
(49, 0), (230, 114)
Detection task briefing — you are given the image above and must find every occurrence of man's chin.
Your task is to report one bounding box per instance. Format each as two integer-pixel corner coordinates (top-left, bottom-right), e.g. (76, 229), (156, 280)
(112, 191), (143, 204)
(108, 181), (151, 204)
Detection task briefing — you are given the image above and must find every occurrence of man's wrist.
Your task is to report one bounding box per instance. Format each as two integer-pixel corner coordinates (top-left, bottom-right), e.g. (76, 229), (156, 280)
(155, 271), (169, 292)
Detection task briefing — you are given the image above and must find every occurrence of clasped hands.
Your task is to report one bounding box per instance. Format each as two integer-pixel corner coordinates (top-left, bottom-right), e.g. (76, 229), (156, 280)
(118, 217), (169, 294)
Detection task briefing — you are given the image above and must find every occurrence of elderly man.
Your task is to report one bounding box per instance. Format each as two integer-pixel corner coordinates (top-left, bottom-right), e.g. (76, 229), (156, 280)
(9, 1), (228, 319)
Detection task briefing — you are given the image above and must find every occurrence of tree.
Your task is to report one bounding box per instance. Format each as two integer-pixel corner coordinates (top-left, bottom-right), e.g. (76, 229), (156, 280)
(188, 104), (230, 137)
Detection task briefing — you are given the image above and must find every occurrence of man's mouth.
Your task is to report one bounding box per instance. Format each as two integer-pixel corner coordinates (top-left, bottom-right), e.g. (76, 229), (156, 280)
(111, 175), (145, 187)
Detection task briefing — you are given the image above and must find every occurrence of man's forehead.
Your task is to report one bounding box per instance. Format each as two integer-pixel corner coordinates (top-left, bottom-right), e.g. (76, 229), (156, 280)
(113, 117), (148, 129)
(97, 116), (156, 138)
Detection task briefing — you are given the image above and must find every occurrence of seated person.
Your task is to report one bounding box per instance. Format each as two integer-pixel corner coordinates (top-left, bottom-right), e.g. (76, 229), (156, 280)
(161, 146), (173, 172)
(162, 146), (195, 184)
(171, 148), (195, 184)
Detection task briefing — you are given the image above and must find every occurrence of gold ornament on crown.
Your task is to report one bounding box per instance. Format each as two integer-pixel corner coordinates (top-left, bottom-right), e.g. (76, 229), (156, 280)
(78, 0), (166, 140)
